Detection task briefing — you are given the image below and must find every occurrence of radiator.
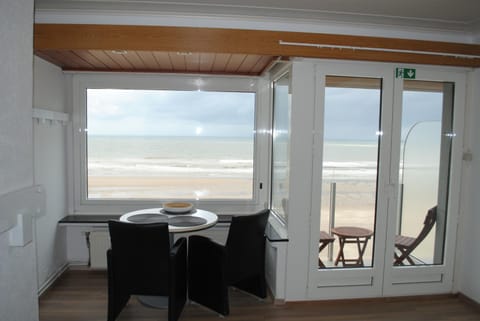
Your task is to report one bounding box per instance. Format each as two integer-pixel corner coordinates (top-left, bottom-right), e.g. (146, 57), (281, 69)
(87, 226), (229, 269)
(89, 231), (110, 269)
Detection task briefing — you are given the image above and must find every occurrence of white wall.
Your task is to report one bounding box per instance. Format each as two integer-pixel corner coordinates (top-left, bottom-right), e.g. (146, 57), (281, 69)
(33, 57), (68, 292)
(0, 0), (38, 320)
(458, 69), (480, 303)
(284, 61), (316, 300)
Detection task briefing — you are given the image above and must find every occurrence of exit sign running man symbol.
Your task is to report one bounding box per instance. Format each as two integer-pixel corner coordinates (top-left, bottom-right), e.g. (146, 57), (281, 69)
(395, 68), (416, 79)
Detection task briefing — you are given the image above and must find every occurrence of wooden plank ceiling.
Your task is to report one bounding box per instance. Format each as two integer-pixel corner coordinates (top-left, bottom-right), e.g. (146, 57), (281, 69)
(34, 24), (480, 73)
(35, 49), (277, 75)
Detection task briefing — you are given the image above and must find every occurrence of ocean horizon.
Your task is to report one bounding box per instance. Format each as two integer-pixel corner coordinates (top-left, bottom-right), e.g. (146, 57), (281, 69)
(87, 135), (383, 180)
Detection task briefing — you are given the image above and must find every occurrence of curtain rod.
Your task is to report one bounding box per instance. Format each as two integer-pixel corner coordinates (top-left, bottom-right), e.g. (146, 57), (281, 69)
(278, 40), (480, 60)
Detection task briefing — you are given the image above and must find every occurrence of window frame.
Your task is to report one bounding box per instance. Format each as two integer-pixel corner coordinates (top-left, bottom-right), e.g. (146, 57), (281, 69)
(269, 67), (292, 225)
(70, 73), (269, 215)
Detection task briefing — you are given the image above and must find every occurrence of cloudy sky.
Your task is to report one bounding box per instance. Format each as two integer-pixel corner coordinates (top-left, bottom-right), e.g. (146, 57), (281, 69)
(324, 87), (442, 141)
(87, 89), (255, 137)
(87, 87), (443, 140)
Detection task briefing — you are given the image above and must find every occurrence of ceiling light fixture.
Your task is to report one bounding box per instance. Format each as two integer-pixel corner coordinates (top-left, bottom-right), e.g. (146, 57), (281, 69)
(111, 50), (128, 55)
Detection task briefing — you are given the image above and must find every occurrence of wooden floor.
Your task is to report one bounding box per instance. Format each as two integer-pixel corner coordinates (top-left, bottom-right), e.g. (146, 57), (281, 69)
(39, 270), (480, 321)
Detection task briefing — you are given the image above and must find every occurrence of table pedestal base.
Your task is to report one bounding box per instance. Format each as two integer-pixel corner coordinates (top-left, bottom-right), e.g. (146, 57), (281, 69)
(137, 295), (168, 309)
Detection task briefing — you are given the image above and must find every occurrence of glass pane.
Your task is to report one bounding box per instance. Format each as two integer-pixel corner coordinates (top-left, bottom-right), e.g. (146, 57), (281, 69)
(86, 89), (255, 200)
(271, 73), (291, 223)
(319, 76), (382, 269)
(394, 80), (454, 266)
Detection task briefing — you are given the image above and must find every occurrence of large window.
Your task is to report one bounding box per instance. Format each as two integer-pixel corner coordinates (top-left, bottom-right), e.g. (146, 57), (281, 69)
(86, 89), (255, 200)
(72, 74), (267, 213)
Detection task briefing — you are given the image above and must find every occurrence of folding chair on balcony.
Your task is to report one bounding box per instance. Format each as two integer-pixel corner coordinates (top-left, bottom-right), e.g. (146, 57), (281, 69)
(318, 231), (335, 268)
(394, 206), (437, 266)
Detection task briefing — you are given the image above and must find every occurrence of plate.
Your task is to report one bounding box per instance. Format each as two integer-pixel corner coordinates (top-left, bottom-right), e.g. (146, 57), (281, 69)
(126, 213), (168, 223)
(167, 216), (207, 227)
(163, 202), (194, 213)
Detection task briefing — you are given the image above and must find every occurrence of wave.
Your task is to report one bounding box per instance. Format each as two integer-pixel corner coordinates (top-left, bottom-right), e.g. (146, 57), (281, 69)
(88, 158), (253, 178)
(88, 158), (386, 180)
(323, 161), (377, 168)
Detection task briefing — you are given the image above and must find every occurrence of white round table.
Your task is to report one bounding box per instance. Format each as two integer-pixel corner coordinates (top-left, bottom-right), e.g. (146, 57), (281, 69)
(120, 207), (218, 233)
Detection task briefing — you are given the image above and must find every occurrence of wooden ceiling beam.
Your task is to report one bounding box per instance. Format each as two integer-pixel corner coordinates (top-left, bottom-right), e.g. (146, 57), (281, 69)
(34, 24), (480, 67)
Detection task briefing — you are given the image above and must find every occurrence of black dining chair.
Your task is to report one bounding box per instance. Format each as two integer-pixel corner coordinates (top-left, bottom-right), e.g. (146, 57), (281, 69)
(187, 209), (270, 316)
(107, 220), (187, 321)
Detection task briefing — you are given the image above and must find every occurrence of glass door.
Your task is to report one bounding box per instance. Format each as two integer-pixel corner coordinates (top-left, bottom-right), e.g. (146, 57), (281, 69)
(383, 70), (466, 296)
(309, 62), (465, 299)
(319, 75), (382, 269)
(308, 62), (393, 298)
(397, 80), (453, 266)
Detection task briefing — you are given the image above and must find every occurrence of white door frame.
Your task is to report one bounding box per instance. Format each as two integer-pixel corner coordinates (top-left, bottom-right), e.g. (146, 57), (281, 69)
(305, 59), (467, 300)
(382, 67), (466, 296)
(307, 60), (394, 299)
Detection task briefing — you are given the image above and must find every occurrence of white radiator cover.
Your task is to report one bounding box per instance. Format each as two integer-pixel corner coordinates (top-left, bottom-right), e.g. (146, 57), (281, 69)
(87, 225), (230, 269)
(89, 231), (110, 269)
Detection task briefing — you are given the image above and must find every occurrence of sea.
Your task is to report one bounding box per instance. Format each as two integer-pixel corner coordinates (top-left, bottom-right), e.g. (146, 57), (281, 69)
(87, 134), (440, 187)
(322, 140), (379, 182)
(87, 135), (255, 178)
(87, 136), (384, 180)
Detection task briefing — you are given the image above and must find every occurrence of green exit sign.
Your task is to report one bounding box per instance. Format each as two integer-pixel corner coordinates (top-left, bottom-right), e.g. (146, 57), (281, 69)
(395, 68), (416, 79)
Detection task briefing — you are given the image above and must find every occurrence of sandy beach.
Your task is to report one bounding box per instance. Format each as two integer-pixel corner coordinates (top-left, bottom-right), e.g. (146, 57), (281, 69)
(88, 176), (253, 199)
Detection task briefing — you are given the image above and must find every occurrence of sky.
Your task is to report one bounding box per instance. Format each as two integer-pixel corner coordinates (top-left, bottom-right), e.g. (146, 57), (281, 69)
(87, 89), (255, 137)
(324, 88), (443, 141)
(87, 86), (444, 141)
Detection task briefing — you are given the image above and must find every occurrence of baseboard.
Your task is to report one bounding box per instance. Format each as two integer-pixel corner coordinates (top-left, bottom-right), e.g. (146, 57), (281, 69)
(266, 284), (285, 305)
(273, 298), (286, 305)
(67, 260), (89, 268)
(285, 293), (457, 306)
(458, 292), (480, 311)
(38, 263), (69, 296)
(37, 262), (102, 297)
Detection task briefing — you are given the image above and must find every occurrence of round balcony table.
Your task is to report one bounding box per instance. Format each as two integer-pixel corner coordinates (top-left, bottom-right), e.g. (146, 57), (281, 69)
(331, 226), (373, 267)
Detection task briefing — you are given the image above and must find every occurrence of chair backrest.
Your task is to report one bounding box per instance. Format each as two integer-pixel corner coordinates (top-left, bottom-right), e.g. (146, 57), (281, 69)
(225, 209), (269, 282)
(108, 220), (171, 295)
(411, 206), (437, 250)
